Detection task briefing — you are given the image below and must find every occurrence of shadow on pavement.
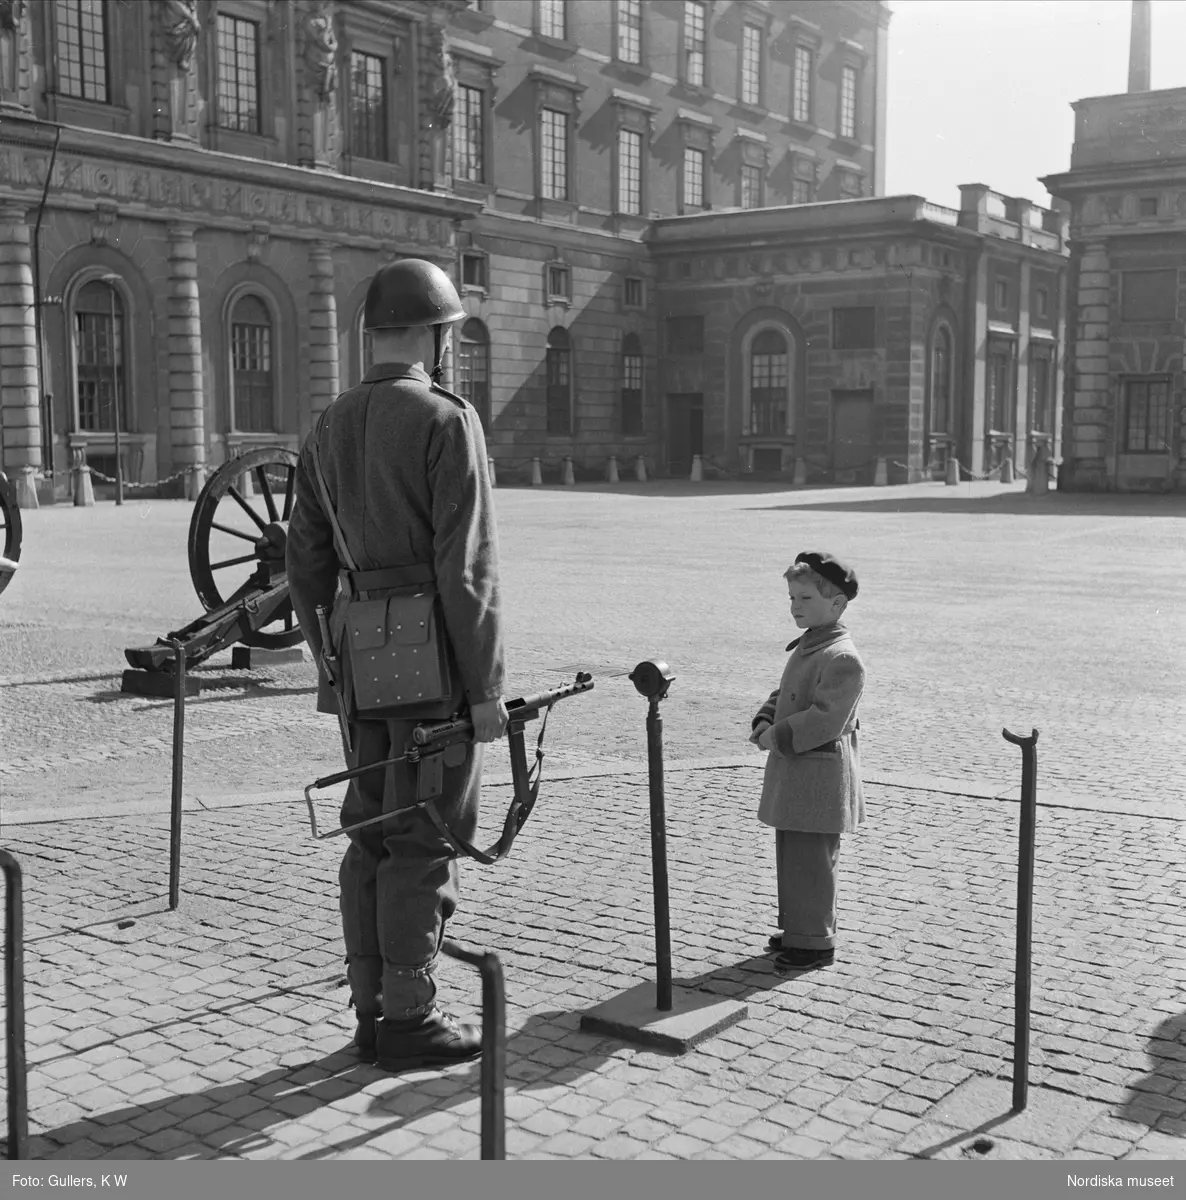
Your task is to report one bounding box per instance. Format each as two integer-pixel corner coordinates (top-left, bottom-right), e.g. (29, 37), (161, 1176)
(1117, 1010), (1186, 1131)
(746, 493), (1186, 518)
(84, 677), (318, 705)
(678, 950), (815, 1001)
(32, 1010), (622, 1161)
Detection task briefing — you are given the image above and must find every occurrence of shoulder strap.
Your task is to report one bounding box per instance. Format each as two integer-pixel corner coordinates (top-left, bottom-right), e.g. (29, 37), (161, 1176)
(308, 413), (359, 574)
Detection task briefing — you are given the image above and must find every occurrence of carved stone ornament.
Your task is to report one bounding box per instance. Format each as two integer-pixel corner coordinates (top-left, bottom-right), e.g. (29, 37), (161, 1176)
(162, 0), (200, 72)
(427, 25), (456, 131)
(91, 202), (119, 247)
(305, 1), (338, 99)
(0, 0), (25, 100)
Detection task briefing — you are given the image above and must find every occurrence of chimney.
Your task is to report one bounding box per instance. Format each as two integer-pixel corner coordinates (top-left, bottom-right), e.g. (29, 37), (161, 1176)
(1128, 0), (1151, 92)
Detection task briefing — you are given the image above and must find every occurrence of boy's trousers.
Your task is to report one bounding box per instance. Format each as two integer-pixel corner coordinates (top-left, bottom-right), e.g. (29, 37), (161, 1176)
(775, 829), (841, 950)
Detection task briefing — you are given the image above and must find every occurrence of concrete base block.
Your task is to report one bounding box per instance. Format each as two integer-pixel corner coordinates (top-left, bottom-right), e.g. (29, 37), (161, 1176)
(579, 981), (747, 1054)
(230, 646), (306, 669)
(13, 469), (38, 509)
(120, 669), (200, 698)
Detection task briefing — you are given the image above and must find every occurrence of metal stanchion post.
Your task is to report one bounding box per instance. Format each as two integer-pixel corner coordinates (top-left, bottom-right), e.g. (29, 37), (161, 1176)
(1002, 726), (1039, 1113)
(630, 660), (675, 1012)
(0, 850), (27, 1160)
(169, 639), (186, 910)
(441, 941), (505, 1160)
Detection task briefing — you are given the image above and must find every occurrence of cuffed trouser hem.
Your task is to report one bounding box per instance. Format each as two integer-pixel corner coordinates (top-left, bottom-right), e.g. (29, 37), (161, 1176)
(775, 829), (842, 951)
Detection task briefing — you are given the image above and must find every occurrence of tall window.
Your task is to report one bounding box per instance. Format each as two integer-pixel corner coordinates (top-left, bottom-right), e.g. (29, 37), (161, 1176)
(1123, 379), (1169, 453)
(74, 280), (126, 432)
(683, 1), (706, 86)
(350, 52), (387, 160)
(749, 329), (788, 436)
(457, 319), (491, 431)
(791, 179), (812, 205)
(56, 0), (109, 102)
(546, 327), (572, 435)
(540, 108), (568, 200)
(1029, 352), (1051, 434)
(740, 24), (762, 106)
(539, 0), (566, 39)
(217, 14), (260, 133)
(455, 85), (485, 182)
(839, 65), (858, 139)
(740, 163), (762, 210)
(617, 129), (642, 215)
(230, 294), (274, 432)
(792, 45), (812, 124)
(617, 0), (642, 64)
(682, 147), (706, 211)
(622, 333), (643, 435)
(930, 326), (952, 436)
(988, 346), (1013, 433)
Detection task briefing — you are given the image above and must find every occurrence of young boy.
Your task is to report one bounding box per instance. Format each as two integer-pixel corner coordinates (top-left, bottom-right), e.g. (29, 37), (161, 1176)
(750, 551), (866, 971)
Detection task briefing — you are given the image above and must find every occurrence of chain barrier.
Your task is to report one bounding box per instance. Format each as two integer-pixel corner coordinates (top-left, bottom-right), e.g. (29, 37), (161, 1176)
(84, 466), (192, 490)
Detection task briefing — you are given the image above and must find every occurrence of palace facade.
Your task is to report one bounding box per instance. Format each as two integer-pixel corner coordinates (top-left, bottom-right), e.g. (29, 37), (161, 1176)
(0, 0), (1067, 504)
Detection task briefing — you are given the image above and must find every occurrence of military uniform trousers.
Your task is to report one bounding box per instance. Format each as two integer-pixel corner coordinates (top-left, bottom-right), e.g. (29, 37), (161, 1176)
(339, 714), (483, 1021)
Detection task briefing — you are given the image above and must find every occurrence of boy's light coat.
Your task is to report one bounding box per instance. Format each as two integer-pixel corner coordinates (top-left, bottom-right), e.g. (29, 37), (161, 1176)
(753, 623), (866, 833)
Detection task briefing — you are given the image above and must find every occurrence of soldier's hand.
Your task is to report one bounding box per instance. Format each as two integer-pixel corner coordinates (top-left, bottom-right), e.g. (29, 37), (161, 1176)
(470, 697), (509, 743)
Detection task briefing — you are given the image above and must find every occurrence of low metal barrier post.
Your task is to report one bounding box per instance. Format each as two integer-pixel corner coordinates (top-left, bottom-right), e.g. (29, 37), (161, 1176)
(440, 941), (505, 1160)
(1002, 726), (1039, 1113)
(169, 638), (186, 909)
(0, 850), (27, 1160)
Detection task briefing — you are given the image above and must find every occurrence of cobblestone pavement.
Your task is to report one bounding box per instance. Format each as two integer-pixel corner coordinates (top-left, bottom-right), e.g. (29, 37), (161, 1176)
(1, 480), (1185, 1160)
(1, 769), (1184, 1161)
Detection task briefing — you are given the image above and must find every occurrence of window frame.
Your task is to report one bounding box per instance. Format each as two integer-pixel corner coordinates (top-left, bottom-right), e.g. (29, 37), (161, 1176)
(838, 63), (859, 141)
(614, 0), (644, 67)
(71, 276), (131, 435)
(453, 81), (488, 184)
(53, 0), (111, 105)
(986, 338), (1017, 435)
(215, 10), (263, 136)
(546, 261), (572, 305)
(1028, 347), (1054, 436)
(545, 326), (574, 436)
(528, 68), (586, 212)
(681, 0), (708, 88)
(681, 146), (707, 213)
(456, 317), (492, 432)
(928, 322), (954, 439)
(540, 107), (570, 202)
(621, 332), (645, 436)
(791, 38), (818, 127)
(739, 22), (763, 109)
(226, 290), (278, 435)
(460, 249), (489, 293)
(348, 49), (390, 164)
(623, 276), (645, 310)
(746, 326), (792, 437)
(1121, 376), (1171, 454)
(616, 126), (644, 216)
(537, 0), (568, 41)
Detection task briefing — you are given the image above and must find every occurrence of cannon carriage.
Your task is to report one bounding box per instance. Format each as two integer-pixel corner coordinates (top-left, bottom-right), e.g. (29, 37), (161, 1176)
(0, 471), (22, 597)
(123, 448), (304, 687)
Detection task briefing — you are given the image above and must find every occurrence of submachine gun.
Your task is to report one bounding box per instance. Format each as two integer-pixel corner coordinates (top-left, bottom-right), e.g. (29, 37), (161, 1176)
(123, 449), (304, 689)
(304, 672), (595, 865)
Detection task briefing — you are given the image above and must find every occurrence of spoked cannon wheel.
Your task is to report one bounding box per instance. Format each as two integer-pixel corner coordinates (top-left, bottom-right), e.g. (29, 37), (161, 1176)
(0, 470), (22, 597)
(187, 448), (303, 649)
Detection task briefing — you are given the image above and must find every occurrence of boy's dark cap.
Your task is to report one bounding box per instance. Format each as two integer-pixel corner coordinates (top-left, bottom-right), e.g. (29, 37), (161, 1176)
(795, 551), (859, 600)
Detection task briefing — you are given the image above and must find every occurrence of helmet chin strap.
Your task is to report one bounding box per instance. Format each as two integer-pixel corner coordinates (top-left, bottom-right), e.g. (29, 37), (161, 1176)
(431, 324), (444, 383)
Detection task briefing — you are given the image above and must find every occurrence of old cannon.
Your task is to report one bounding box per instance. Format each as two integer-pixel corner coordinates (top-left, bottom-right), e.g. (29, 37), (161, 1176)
(123, 448), (303, 693)
(0, 471), (22, 597)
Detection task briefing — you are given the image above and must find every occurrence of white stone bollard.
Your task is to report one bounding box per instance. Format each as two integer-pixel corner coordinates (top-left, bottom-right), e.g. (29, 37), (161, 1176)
(793, 458), (807, 487)
(606, 456), (619, 483)
(562, 456), (575, 486)
(530, 457), (543, 486)
(690, 454), (703, 482)
(1001, 455), (1014, 484)
(72, 459), (95, 507)
(873, 456), (888, 486)
(635, 455), (647, 483)
(487, 456), (497, 488)
(945, 457), (959, 486)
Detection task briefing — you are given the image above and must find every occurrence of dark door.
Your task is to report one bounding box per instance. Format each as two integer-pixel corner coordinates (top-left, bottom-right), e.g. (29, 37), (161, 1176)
(666, 393), (703, 477)
(831, 390), (874, 481)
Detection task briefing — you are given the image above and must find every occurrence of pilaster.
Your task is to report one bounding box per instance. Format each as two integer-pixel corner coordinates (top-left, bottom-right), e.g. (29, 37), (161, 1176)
(308, 242), (340, 420)
(0, 203), (42, 507)
(1069, 240), (1111, 487)
(166, 223), (206, 497)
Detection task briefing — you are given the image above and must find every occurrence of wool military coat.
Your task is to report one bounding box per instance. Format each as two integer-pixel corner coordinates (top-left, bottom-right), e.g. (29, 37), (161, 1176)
(286, 362), (505, 716)
(752, 623), (866, 834)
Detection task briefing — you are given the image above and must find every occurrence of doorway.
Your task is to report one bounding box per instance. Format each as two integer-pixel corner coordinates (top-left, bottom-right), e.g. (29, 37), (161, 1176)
(831, 390), (874, 482)
(666, 393), (703, 477)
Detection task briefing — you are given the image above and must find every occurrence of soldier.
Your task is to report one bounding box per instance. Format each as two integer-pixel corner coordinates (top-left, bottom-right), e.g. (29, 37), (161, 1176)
(287, 258), (507, 1072)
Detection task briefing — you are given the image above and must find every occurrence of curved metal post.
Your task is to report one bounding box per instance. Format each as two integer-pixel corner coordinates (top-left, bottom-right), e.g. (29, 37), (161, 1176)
(441, 941), (505, 1160)
(1002, 726), (1039, 1113)
(0, 850), (27, 1159)
(169, 638), (186, 909)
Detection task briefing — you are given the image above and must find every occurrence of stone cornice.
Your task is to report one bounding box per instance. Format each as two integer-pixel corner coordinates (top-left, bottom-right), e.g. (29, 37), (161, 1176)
(0, 118), (481, 247)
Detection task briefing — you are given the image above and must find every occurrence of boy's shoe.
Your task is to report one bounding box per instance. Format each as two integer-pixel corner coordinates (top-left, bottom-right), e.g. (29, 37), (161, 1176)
(375, 1007), (482, 1073)
(354, 1014), (378, 1060)
(774, 947), (835, 971)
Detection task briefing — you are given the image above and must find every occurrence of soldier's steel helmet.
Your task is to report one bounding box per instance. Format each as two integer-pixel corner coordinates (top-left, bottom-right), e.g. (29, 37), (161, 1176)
(363, 258), (466, 330)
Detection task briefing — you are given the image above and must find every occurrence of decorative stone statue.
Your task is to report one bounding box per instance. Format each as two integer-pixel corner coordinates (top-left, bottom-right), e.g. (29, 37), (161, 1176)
(425, 24), (455, 187)
(159, 0), (201, 141)
(305, 1), (341, 168)
(0, 0), (27, 108)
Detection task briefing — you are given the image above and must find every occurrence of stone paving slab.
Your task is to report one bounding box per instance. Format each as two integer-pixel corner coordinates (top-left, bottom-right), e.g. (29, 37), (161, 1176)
(0, 768), (1184, 1161)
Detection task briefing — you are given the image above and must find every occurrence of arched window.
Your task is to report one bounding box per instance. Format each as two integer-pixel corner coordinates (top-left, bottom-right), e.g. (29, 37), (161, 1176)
(74, 279), (127, 432)
(229, 293), (275, 432)
(621, 332), (643, 435)
(749, 328), (788, 435)
(930, 325), (952, 436)
(357, 307), (374, 379)
(546, 326), (572, 435)
(456, 318), (491, 430)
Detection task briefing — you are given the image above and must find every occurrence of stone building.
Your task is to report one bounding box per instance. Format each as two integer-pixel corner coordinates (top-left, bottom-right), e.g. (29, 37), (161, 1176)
(1041, 0), (1186, 492)
(0, 0), (1067, 504)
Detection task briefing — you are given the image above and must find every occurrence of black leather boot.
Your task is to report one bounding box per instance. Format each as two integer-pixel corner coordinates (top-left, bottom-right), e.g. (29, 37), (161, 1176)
(375, 1007), (481, 1073)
